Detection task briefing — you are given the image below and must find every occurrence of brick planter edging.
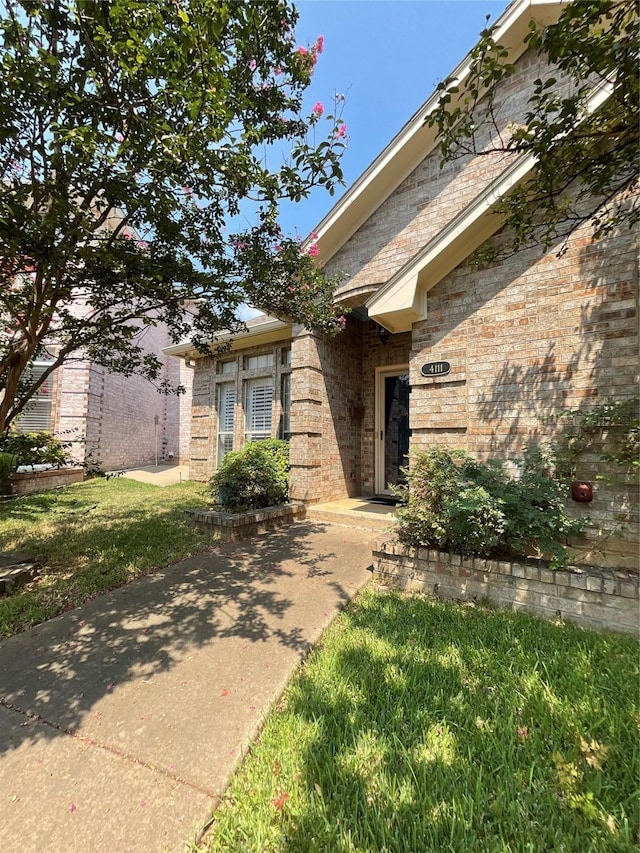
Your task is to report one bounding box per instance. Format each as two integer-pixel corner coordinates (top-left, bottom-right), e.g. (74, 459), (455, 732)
(185, 502), (306, 542)
(373, 540), (639, 637)
(11, 467), (85, 496)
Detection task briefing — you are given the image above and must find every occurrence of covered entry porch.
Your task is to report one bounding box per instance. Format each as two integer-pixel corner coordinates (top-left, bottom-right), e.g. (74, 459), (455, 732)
(288, 308), (411, 506)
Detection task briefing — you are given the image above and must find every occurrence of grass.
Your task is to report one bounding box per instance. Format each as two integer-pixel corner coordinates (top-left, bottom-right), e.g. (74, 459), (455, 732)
(0, 477), (213, 638)
(201, 589), (639, 853)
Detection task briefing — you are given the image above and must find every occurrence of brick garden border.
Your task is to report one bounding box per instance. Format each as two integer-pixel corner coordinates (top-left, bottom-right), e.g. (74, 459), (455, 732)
(373, 540), (639, 636)
(185, 502), (306, 543)
(11, 467), (85, 497)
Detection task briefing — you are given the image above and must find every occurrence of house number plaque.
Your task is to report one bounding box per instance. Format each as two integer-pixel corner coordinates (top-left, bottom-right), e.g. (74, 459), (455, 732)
(421, 361), (451, 377)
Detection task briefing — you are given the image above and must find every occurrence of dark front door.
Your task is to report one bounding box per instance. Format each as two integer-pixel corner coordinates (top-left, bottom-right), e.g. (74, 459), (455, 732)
(377, 370), (410, 493)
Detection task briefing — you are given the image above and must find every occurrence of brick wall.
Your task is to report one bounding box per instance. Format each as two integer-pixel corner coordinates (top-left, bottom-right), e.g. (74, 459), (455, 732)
(374, 541), (639, 636)
(408, 217), (638, 568)
(327, 49), (571, 302)
(52, 321), (192, 471)
(289, 318), (364, 503)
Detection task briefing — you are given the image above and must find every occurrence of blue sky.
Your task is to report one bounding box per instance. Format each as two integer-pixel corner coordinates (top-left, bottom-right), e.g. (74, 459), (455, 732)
(276, 0), (508, 240)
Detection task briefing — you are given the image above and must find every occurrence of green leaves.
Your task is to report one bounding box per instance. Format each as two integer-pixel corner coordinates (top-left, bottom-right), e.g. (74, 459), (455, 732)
(395, 445), (585, 566)
(427, 0), (639, 257)
(0, 0), (348, 432)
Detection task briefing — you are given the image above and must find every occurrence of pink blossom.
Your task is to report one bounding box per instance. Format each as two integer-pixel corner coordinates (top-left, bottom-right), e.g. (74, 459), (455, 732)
(314, 35), (324, 55)
(337, 315), (347, 328)
(309, 232), (319, 241)
(274, 244), (282, 252)
(183, 185), (193, 196)
(248, 59), (257, 72)
(274, 65), (283, 75)
(335, 123), (347, 139)
(296, 46), (308, 56)
(311, 101), (324, 117)
(307, 243), (320, 258)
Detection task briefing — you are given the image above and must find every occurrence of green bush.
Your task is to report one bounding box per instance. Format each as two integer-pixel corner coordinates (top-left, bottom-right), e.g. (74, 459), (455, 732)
(209, 439), (289, 511)
(0, 451), (16, 492)
(394, 445), (584, 567)
(0, 431), (71, 468)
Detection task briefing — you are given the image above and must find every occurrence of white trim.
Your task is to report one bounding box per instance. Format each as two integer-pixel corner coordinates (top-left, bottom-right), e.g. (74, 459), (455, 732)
(374, 364), (410, 495)
(366, 78), (616, 333)
(163, 318), (291, 359)
(308, 0), (564, 265)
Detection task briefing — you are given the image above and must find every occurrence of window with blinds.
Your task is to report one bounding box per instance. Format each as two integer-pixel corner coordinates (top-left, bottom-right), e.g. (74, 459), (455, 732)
(245, 378), (273, 442)
(217, 382), (235, 464)
(15, 361), (55, 433)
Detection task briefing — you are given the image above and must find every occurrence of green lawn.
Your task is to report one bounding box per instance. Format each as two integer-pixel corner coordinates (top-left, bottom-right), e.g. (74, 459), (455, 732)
(0, 477), (212, 638)
(202, 589), (639, 853)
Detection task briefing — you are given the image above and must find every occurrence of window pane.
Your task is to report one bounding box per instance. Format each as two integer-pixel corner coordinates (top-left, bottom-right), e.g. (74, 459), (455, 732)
(216, 382), (235, 466)
(16, 363), (53, 433)
(218, 383), (235, 432)
(280, 373), (291, 440)
(245, 379), (272, 438)
(245, 353), (275, 370)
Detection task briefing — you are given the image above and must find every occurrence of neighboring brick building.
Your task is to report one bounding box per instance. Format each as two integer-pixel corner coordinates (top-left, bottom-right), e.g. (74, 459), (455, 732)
(21, 322), (193, 471)
(168, 0), (638, 568)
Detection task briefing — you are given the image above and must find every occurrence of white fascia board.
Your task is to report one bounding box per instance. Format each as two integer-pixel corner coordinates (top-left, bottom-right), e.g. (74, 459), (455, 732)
(308, 0), (563, 263)
(367, 77), (616, 333)
(366, 152), (537, 331)
(163, 318), (291, 359)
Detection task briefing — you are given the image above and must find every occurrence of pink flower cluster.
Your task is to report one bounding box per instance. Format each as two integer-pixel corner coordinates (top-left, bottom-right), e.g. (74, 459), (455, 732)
(335, 122), (347, 139)
(312, 101), (324, 118)
(296, 35), (324, 69)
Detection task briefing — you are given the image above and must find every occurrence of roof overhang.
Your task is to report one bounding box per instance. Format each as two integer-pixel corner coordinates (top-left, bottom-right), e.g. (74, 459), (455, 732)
(366, 78), (615, 333)
(310, 0), (564, 266)
(163, 317), (291, 360)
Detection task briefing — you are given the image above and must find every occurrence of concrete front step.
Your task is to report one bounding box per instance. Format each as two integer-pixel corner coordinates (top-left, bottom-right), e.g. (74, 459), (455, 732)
(307, 499), (397, 533)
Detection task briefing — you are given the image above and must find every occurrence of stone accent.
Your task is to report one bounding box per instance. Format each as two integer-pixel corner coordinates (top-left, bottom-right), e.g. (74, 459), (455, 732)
(11, 467), (85, 496)
(0, 554), (41, 594)
(373, 541), (639, 636)
(185, 503), (306, 543)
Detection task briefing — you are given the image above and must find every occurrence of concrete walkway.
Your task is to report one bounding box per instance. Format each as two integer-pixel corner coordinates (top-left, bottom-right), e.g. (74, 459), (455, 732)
(0, 521), (375, 853)
(118, 464), (189, 487)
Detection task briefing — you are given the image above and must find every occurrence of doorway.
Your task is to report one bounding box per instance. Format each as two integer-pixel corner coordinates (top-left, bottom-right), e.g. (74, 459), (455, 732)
(375, 366), (410, 495)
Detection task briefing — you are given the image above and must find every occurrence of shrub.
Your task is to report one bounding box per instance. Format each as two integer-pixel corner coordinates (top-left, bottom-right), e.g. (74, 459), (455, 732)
(0, 431), (71, 468)
(0, 451), (16, 493)
(395, 446), (584, 567)
(210, 439), (289, 511)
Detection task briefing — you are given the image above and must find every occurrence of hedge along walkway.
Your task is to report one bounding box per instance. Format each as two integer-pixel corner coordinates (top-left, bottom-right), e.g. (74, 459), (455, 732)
(0, 518), (375, 853)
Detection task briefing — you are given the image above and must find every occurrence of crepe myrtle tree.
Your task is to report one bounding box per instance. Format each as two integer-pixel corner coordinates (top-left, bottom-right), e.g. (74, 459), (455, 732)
(0, 0), (349, 433)
(427, 0), (639, 259)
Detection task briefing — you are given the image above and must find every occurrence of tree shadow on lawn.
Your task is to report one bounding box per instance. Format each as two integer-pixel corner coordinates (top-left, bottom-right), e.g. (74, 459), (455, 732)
(0, 519), (363, 762)
(264, 593), (638, 852)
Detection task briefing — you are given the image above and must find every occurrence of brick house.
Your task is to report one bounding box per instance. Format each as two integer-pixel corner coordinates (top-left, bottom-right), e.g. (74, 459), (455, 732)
(168, 0), (638, 567)
(20, 324), (192, 471)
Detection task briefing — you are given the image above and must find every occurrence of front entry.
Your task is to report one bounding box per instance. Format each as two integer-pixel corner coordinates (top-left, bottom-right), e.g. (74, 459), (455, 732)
(375, 366), (410, 495)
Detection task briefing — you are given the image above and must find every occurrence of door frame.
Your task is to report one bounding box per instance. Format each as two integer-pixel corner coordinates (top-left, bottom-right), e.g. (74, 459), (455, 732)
(374, 364), (410, 495)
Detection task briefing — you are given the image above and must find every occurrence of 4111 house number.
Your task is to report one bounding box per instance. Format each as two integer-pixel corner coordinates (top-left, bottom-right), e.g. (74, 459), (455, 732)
(421, 361), (451, 377)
